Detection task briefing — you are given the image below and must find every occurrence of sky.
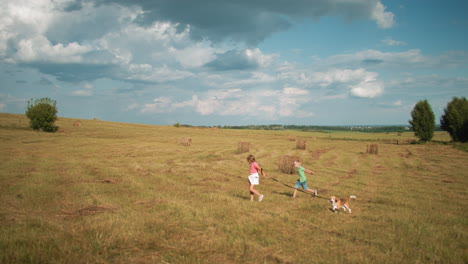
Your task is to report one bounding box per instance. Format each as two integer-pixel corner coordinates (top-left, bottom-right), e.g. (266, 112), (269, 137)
(0, 0), (467, 126)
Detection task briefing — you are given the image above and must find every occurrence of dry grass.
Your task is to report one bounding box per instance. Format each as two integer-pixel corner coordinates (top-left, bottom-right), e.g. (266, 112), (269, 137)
(0, 113), (467, 263)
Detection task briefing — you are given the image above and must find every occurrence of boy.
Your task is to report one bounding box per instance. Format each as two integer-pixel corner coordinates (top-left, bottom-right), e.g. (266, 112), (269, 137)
(292, 160), (317, 198)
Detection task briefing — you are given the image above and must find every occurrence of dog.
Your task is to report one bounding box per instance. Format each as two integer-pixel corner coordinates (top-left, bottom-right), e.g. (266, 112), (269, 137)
(330, 196), (356, 213)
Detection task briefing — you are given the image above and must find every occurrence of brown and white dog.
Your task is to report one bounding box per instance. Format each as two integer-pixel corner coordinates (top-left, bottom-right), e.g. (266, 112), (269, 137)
(330, 196), (356, 213)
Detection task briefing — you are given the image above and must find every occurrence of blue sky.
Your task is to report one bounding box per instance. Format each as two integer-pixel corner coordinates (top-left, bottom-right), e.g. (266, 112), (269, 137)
(0, 0), (467, 126)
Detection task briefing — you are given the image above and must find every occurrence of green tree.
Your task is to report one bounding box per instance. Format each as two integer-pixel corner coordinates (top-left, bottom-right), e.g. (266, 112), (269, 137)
(409, 99), (435, 142)
(25, 97), (59, 132)
(440, 97), (468, 142)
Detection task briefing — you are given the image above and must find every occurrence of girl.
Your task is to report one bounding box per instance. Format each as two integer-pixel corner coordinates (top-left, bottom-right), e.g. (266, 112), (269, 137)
(246, 154), (267, 201)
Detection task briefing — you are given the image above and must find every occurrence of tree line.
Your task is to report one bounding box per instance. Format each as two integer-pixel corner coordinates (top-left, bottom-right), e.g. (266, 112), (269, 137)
(25, 97), (468, 143)
(220, 124), (415, 133)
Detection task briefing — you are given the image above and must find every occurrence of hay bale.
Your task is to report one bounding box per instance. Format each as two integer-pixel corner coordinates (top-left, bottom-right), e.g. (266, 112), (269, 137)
(278, 155), (302, 174)
(179, 137), (192, 146)
(366, 144), (379, 154)
(238, 142), (250, 154)
(296, 139), (307, 150)
(287, 135), (296, 141)
(73, 120), (81, 127)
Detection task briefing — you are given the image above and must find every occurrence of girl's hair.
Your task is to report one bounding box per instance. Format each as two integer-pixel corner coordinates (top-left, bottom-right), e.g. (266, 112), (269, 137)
(247, 154), (256, 162)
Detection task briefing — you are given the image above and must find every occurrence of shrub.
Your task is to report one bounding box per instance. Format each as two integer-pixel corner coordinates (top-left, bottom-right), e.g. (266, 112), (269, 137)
(440, 97), (468, 142)
(25, 98), (58, 132)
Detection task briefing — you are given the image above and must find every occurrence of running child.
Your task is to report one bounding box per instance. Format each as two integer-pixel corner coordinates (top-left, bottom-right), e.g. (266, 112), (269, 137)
(292, 160), (317, 198)
(246, 154), (267, 202)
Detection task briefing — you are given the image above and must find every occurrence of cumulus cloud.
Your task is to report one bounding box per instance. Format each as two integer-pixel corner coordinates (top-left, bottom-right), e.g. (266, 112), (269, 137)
(139, 87), (313, 119)
(277, 67), (385, 98)
(92, 0), (394, 44)
(205, 48), (275, 71)
(0, 0), (396, 85)
(14, 36), (93, 63)
(350, 79), (384, 98)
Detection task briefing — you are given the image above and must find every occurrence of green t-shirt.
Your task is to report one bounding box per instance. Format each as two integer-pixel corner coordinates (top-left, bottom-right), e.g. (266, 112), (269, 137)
(297, 166), (307, 182)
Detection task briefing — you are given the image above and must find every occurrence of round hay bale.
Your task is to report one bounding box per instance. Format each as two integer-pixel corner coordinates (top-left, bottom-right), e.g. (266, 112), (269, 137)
(296, 139), (307, 150)
(278, 155), (302, 174)
(238, 142), (250, 154)
(366, 144), (379, 154)
(73, 120), (81, 128)
(179, 137), (192, 146)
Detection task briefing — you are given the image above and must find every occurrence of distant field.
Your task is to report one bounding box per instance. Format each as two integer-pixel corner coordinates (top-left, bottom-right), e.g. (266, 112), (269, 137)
(1, 113), (466, 263)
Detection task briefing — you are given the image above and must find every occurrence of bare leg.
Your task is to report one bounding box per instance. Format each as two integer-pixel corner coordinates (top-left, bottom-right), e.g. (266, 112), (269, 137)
(249, 184), (261, 200)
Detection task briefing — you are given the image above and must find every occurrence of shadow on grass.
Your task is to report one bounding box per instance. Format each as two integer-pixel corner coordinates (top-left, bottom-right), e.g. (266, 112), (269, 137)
(268, 178), (329, 201)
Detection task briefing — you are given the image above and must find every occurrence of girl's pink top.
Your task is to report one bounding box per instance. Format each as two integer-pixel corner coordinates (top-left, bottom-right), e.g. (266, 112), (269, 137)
(249, 161), (260, 174)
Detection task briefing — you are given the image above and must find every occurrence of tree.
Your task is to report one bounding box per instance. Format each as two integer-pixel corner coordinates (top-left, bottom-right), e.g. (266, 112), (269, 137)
(409, 100), (435, 142)
(25, 97), (59, 132)
(440, 97), (468, 142)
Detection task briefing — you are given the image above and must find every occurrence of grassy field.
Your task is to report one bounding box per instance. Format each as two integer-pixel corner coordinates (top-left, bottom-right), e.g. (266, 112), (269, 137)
(1, 113), (467, 263)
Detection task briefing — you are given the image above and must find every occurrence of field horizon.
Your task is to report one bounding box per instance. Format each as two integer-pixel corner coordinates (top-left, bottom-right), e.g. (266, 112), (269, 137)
(1, 113), (466, 263)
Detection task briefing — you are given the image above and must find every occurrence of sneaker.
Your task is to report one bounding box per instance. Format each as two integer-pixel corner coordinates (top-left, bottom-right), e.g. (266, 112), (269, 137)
(259, 194), (264, 202)
(313, 190), (318, 196)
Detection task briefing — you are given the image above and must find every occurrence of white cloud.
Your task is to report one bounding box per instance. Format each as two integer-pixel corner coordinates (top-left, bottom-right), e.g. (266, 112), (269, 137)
(140, 87), (314, 119)
(169, 43), (216, 68)
(283, 87), (309, 95)
(350, 80), (384, 98)
(14, 35), (92, 63)
(245, 48), (276, 68)
(0, 103), (6, 111)
(371, 2), (395, 29)
(277, 66), (385, 98)
(125, 64), (194, 82)
(141, 96), (173, 113)
(381, 37), (406, 46)
(71, 83), (94, 96)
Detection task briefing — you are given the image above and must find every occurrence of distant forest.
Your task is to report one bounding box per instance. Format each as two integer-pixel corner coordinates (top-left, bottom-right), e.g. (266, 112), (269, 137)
(220, 125), (413, 133)
(180, 124), (443, 133)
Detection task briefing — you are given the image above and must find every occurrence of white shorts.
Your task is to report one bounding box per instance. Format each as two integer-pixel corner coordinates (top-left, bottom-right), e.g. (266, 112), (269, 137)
(248, 173), (259, 185)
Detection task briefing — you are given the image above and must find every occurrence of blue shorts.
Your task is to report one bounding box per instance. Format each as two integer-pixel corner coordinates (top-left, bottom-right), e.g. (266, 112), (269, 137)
(294, 180), (309, 190)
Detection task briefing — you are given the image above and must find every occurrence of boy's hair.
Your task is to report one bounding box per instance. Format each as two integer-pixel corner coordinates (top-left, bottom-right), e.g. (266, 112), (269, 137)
(247, 154), (256, 162)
